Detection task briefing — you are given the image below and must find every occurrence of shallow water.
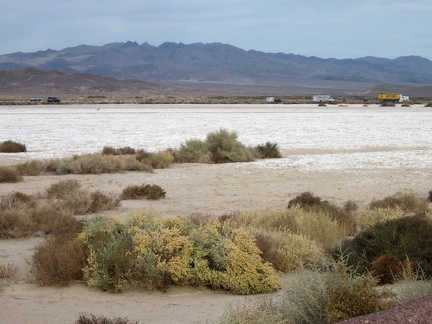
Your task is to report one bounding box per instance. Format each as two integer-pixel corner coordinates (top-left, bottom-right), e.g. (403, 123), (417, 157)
(1, 103), (431, 171)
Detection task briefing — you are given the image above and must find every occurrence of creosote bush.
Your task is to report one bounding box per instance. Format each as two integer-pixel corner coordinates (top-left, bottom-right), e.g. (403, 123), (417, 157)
(79, 213), (280, 294)
(0, 140), (26, 153)
(102, 146), (136, 155)
(121, 183), (166, 200)
(178, 128), (257, 164)
(335, 214), (432, 277)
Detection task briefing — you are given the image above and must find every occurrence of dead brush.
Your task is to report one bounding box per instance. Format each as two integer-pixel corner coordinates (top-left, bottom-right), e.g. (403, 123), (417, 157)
(0, 263), (19, 279)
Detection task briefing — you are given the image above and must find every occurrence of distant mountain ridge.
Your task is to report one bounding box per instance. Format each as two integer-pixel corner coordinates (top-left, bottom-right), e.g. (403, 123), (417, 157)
(1, 41), (432, 95)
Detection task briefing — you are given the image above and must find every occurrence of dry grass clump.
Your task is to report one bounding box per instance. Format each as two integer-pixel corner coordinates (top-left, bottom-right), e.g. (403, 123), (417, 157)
(218, 207), (343, 273)
(0, 140), (26, 153)
(79, 213), (280, 294)
(219, 299), (285, 324)
(121, 183), (166, 200)
(56, 153), (152, 174)
(15, 159), (46, 176)
(0, 181), (119, 238)
(0, 263), (19, 279)
(368, 192), (429, 214)
(359, 207), (405, 231)
(0, 166), (23, 183)
(102, 146), (136, 155)
(75, 313), (138, 324)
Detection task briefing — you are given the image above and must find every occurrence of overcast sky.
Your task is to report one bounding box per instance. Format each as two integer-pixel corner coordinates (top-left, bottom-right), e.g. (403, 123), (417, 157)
(2, 0), (431, 59)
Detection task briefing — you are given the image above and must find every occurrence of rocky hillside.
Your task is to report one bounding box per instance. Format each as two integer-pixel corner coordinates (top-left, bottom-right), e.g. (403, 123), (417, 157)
(1, 42), (432, 87)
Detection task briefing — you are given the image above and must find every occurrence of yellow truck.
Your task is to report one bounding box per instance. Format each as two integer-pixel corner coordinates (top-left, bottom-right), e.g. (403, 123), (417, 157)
(378, 93), (409, 103)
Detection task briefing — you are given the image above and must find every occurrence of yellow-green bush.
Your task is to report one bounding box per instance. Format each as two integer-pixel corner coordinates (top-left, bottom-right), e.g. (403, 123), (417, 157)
(253, 229), (325, 273)
(359, 207), (404, 231)
(79, 213), (280, 294)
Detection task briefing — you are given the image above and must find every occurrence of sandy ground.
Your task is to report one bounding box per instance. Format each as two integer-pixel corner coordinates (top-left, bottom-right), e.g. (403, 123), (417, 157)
(1, 154), (432, 323)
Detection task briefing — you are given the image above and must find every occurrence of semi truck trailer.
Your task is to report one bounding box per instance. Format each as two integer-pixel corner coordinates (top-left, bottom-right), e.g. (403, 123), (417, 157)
(312, 95), (335, 103)
(378, 93), (409, 103)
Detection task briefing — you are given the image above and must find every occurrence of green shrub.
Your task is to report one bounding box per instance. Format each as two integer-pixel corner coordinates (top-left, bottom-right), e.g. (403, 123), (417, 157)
(206, 128), (254, 163)
(335, 215), (432, 277)
(250, 142), (282, 159)
(79, 214), (280, 294)
(368, 192), (429, 214)
(0, 140), (26, 153)
(75, 313), (138, 324)
(121, 183), (166, 200)
(178, 138), (211, 163)
(0, 166), (23, 183)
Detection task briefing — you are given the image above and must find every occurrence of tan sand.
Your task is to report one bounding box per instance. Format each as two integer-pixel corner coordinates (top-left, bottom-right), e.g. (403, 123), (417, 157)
(1, 154), (431, 323)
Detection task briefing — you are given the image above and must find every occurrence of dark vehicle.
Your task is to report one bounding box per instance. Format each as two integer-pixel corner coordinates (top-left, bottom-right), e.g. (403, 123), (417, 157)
(30, 97), (42, 102)
(47, 97), (61, 103)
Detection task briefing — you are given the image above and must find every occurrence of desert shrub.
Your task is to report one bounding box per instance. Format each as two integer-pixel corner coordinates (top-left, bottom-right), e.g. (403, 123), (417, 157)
(335, 215), (432, 277)
(288, 192), (356, 236)
(236, 207), (344, 251)
(359, 207), (405, 231)
(56, 153), (151, 174)
(147, 150), (174, 169)
(0, 140), (26, 153)
(88, 191), (121, 213)
(219, 299), (285, 324)
(324, 262), (394, 323)
(79, 214), (279, 294)
(253, 229), (325, 273)
(391, 261), (432, 303)
(428, 190), (432, 202)
(206, 128), (254, 163)
(0, 209), (36, 238)
(371, 254), (404, 285)
(15, 159), (46, 176)
(280, 261), (393, 324)
(121, 183), (166, 200)
(290, 207), (345, 251)
(46, 179), (81, 199)
(0, 192), (36, 210)
(75, 313), (138, 324)
(178, 138), (211, 163)
(32, 233), (88, 286)
(0, 166), (23, 183)
(250, 142), (282, 159)
(0, 263), (19, 279)
(368, 192), (429, 214)
(102, 146), (136, 155)
(281, 270), (328, 324)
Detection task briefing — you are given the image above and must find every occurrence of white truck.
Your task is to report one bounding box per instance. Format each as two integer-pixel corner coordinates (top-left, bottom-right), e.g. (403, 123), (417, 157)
(312, 95), (335, 103)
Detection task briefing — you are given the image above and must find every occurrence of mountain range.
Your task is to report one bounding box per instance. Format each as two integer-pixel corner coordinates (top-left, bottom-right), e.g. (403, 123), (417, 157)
(1, 41), (432, 97)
